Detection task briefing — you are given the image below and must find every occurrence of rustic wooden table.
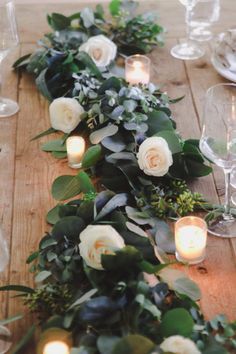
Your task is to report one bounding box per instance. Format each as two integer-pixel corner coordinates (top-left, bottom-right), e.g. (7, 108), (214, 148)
(1, 0), (236, 350)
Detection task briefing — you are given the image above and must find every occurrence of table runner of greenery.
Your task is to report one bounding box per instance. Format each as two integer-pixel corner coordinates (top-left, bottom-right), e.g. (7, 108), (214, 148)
(1, 1), (236, 353)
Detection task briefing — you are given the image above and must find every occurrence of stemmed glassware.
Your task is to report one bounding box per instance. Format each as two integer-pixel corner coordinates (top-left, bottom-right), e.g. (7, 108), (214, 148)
(171, 0), (205, 60)
(0, 0), (19, 118)
(0, 225), (12, 354)
(200, 83), (236, 238)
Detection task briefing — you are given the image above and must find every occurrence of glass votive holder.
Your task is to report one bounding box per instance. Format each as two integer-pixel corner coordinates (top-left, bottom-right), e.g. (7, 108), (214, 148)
(125, 54), (150, 85)
(175, 216), (207, 265)
(66, 136), (85, 169)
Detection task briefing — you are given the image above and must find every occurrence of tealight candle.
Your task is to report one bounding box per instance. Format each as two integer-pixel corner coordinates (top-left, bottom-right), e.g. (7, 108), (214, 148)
(66, 136), (85, 169)
(175, 216), (207, 264)
(125, 54), (150, 85)
(43, 341), (70, 354)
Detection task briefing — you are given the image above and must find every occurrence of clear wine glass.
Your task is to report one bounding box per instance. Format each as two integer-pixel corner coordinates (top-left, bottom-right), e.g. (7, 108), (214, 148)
(200, 83), (236, 238)
(189, 0), (220, 42)
(171, 0), (205, 60)
(0, 225), (12, 354)
(0, 0), (19, 118)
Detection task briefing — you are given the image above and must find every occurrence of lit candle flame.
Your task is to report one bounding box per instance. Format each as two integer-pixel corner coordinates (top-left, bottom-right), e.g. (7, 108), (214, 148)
(43, 341), (70, 354)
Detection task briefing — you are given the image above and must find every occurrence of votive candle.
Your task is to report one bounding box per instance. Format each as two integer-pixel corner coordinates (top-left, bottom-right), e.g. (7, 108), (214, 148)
(125, 54), (150, 85)
(43, 341), (70, 354)
(175, 216), (207, 264)
(66, 136), (85, 169)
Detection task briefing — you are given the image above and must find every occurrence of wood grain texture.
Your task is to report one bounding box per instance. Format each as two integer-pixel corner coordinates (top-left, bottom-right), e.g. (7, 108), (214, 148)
(0, 0), (235, 351)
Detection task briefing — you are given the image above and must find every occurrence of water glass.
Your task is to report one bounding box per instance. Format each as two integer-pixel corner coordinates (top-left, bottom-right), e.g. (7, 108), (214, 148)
(189, 0), (220, 41)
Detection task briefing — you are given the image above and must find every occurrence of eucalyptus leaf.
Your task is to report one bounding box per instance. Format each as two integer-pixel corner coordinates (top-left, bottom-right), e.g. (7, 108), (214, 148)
(109, 0), (121, 16)
(125, 206), (153, 226)
(95, 193), (128, 221)
(90, 125), (118, 145)
(126, 221), (148, 238)
(154, 220), (175, 253)
(160, 308), (194, 337)
(97, 335), (120, 354)
(31, 127), (57, 141)
(35, 270), (52, 283)
(35, 68), (53, 101)
(77, 171), (96, 193)
(82, 145), (102, 169)
(52, 215), (85, 240)
(147, 110), (174, 135)
(101, 132), (126, 152)
(80, 8), (95, 28)
(52, 175), (81, 201)
(69, 289), (98, 309)
(52, 151), (67, 159)
(49, 13), (71, 31)
(77, 51), (102, 79)
(111, 335), (155, 354)
(0, 285), (35, 294)
(0, 314), (23, 326)
(174, 277), (201, 301)
(155, 130), (182, 154)
(46, 205), (61, 225)
(41, 138), (66, 152)
(13, 53), (31, 69)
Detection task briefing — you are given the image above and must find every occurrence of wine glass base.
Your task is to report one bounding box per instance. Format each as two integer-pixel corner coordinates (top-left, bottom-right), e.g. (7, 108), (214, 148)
(208, 214), (236, 238)
(171, 42), (205, 60)
(0, 98), (19, 118)
(0, 325), (12, 354)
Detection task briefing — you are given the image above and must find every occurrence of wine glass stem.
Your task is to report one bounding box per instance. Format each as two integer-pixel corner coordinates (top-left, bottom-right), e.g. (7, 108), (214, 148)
(223, 169), (233, 220)
(185, 4), (192, 42)
(0, 63), (6, 110)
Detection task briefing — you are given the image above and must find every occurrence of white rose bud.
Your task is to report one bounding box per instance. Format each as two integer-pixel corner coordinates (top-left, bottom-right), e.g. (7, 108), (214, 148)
(160, 335), (201, 354)
(137, 137), (173, 177)
(79, 225), (125, 270)
(79, 35), (117, 67)
(49, 97), (84, 134)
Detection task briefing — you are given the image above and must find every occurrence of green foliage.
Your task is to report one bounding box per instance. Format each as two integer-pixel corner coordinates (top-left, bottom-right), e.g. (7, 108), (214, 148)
(160, 308), (194, 337)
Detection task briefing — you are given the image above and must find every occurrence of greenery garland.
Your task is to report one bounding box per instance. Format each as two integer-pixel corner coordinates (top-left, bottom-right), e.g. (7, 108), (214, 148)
(1, 1), (236, 353)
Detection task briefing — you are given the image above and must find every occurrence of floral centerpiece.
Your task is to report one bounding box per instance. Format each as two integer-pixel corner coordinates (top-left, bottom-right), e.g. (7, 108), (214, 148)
(1, 1), (236, 354)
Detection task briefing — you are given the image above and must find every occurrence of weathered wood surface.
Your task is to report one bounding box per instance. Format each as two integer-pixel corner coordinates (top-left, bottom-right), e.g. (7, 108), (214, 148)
(0, 0), (236, 350)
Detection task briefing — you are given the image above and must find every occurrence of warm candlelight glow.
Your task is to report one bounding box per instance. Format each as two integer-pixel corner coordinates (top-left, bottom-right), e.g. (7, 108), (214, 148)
(66, 136), (85, 169)
(175, 216), (207, 264)
(43, 341), (70, 354)
(125, 54), (150, 85)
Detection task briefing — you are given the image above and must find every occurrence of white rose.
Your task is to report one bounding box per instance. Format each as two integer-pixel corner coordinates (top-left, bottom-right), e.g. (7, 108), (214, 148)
(160, 335), (201, 354)
(137, 137), (173, 177)
(49, 97), (84, 134)
(79, 225), (125, 270)
(79, 35), (117, 67)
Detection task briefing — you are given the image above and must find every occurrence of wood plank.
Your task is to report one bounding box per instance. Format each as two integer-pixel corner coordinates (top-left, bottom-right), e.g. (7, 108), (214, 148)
(151, 39), (236, 321)
(0, 48), (20, 321)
